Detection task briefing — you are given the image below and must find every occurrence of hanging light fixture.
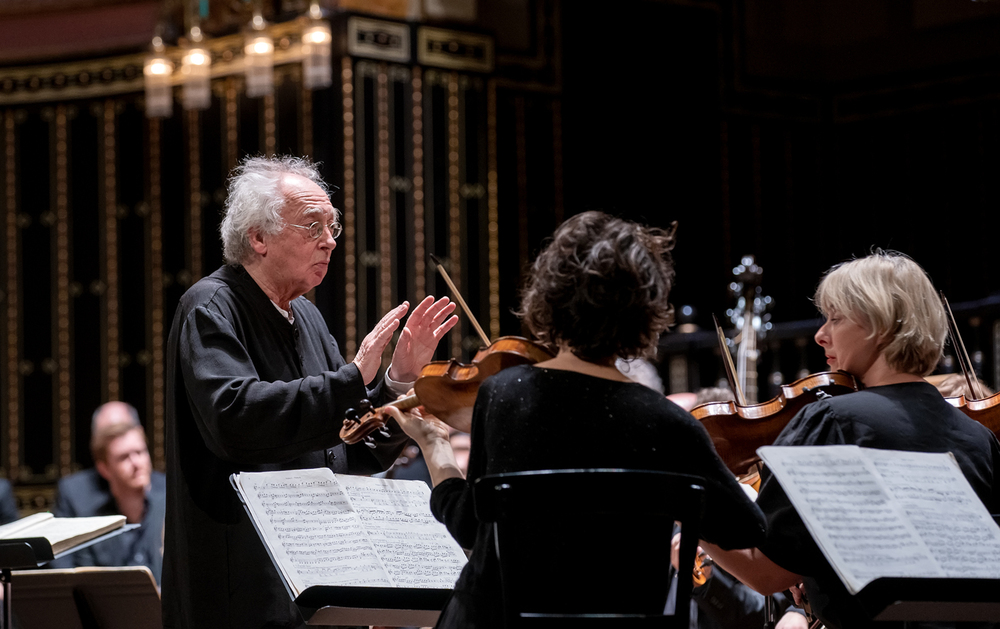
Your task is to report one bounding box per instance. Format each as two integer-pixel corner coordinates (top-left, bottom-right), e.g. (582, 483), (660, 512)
(143, 35), (174, 118)
(301, 2), (332, 90)
(182, 26), (212, 110)
(245, 10), (274, 98)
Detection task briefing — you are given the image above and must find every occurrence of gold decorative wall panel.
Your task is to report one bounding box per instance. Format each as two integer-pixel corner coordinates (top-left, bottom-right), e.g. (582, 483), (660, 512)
(101, 99), (119, 400)
(411, 68), (426, 298)
(341, 57), (358, 358)
(148, 117), (165, 471)
(4, 109), (19, 482)
(187, 110), (203, 281)
(54, 104), (71, 476)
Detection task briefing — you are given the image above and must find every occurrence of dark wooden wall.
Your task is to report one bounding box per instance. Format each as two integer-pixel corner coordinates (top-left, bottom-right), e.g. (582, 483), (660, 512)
(3, 0), (1000, 506)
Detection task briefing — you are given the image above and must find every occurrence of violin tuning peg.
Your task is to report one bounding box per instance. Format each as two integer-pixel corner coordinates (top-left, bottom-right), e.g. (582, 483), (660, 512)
(364, 436), (377, 449)
(378, 428), (391, 438)
(358, 398), (373, 413)
(344, 408), (359, 423)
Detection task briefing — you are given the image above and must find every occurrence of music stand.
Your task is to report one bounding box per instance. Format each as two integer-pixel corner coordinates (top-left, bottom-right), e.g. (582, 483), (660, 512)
(855, 576), (1000, 623)
(293, 585), (449, 627)
(8, 566), (160, 629)
(0, 524), (139, 629)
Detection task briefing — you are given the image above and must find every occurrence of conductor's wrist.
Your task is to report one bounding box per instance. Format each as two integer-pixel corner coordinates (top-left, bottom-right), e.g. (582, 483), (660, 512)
(384, 363), (416, 396)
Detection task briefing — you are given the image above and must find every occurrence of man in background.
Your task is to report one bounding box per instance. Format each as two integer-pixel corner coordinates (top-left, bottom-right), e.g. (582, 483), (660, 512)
(50, 401), (165, 585)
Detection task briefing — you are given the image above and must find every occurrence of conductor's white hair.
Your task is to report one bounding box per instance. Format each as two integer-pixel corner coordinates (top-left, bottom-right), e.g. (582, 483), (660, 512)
(220, 155), (331, 265)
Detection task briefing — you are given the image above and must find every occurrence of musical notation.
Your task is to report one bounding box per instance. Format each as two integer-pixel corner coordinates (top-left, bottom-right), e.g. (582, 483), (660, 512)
(759, 445), (1000, 593)
(234, 469), (468, 595)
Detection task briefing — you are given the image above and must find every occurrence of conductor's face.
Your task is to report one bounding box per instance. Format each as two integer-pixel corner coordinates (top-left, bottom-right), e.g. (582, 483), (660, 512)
(253, 174), (339, 302)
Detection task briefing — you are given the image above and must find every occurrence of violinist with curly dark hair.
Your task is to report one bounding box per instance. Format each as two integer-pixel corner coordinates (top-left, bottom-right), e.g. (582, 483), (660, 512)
(385, 210), (766, 629)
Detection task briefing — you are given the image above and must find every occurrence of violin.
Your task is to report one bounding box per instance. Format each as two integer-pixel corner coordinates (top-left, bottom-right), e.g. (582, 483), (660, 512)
(340, 337), (555, 445)
(690, 371), (860, 478)
(936, 296), (1000, 438)
(940, 389), (1000, 438)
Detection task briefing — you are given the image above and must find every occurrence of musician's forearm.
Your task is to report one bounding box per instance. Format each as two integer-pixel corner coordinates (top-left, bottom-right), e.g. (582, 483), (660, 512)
(700, 541), (801, 595)
(420, 437), (465, 487)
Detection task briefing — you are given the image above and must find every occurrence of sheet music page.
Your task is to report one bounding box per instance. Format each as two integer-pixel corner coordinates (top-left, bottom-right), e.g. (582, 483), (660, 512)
(334, 475), (468, 588)
(236, 469), (392, 597)
(757, 445), (942, 594)
(0, 512), (53, 539)
(866, 449), (1000, 580)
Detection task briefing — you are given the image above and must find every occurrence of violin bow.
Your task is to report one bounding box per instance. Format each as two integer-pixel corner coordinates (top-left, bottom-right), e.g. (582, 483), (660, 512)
(430, 253), (491, 347)
(714, 314), (748, 406)
(941, 293), (983, 400)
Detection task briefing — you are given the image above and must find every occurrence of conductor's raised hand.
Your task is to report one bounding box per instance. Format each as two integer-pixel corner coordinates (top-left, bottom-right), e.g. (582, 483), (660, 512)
(388, 295), (459, 383)
(353, 302), (409, 384)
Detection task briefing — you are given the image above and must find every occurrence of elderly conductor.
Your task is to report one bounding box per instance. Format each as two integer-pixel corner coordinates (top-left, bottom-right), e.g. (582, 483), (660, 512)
(162, 156), (456, 629)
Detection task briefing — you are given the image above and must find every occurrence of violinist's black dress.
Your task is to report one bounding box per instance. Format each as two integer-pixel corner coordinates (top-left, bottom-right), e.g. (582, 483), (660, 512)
(428, 365), (767, 629)
(756, 381), (1000, 629)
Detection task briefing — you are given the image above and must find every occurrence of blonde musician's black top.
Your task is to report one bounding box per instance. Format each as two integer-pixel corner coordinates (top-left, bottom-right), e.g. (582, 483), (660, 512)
(757, 381), (1000, 629)
(429, 364), (767, 629)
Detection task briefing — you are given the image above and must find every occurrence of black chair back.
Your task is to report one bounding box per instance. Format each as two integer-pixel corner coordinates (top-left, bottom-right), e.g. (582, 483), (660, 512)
(473, 468), (707, 629)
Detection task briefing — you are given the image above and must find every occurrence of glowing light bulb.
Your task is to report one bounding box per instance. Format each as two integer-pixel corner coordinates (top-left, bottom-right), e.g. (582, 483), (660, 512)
(302, 21), (332, 90)
(182, 47), (211, 110)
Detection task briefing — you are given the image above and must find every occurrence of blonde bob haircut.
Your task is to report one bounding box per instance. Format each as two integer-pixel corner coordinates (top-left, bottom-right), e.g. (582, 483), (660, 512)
(815, 251), (947, 376)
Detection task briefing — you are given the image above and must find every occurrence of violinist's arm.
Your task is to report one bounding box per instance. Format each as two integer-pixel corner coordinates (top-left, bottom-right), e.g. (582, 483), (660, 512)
(382, 405), (464, 487)
(699, 541), (801, 596)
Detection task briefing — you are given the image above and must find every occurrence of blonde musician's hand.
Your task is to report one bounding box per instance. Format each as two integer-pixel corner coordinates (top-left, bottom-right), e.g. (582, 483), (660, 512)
(775, 611), (808, 629)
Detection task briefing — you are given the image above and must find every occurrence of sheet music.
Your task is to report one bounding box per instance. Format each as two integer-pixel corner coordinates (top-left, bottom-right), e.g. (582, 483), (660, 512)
(236, 469), (391, 596)
(0, 512), (126, 555)
(867, 449), (1000, 580)
(235, 468), (468, 599)
(758, 446), (942, 593)
(336, 475), (469, 588)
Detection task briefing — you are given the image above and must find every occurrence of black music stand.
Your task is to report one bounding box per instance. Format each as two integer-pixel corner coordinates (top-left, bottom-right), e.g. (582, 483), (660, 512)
(855, 576), (1000, 624)
(293, 585), (450, 627)
(0, 524), (139, 629)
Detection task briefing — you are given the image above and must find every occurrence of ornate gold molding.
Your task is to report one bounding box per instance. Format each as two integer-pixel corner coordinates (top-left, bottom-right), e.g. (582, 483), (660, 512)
(0, 21), (317, 106)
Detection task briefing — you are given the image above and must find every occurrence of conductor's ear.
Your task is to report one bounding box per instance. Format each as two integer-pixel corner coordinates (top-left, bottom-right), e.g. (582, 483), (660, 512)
(249, 228), (268, 256)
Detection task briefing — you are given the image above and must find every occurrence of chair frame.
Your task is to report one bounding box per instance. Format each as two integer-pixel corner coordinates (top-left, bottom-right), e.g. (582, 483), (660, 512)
(473, 468), (707, 628)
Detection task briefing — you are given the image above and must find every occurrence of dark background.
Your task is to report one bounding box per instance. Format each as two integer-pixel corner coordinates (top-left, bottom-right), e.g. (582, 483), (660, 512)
(2, 0), (1000, 500)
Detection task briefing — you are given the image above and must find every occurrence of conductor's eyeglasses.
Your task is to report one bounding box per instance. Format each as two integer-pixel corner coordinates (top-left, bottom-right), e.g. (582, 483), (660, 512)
(289, 221), (343, 240)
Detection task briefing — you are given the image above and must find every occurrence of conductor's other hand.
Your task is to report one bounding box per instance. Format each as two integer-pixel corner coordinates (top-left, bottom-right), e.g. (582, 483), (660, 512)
(389, 296), (458, 383)
(354, 302), (409, 384)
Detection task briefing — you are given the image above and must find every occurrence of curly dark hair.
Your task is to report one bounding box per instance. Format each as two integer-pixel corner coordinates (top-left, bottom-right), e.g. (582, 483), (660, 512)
(517, 211), (675, 361)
